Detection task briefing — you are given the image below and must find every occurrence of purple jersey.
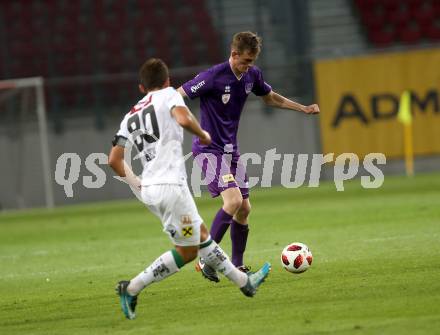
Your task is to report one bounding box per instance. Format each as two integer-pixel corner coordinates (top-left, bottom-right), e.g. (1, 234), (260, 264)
(182, 61), (272, 155)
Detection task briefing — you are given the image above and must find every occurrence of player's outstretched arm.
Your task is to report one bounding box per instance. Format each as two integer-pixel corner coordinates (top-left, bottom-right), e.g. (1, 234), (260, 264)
(171, 106), (211, 145)
(108, 145), (141, 190)
(262, 90), (320, 115)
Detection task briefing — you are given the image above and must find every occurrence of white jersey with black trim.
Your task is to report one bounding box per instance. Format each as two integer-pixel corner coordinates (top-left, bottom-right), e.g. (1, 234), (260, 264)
(115, 87), (187, 186)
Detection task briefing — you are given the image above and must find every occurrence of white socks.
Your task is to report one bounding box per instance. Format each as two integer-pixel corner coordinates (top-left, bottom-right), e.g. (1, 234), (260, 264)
(127, 250), (181, 296)
(199, 239), (248, 288)
(126, 239), (248, 296)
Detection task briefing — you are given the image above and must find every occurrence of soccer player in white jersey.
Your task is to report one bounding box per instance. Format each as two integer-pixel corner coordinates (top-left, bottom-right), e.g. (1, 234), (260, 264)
(108, 58), (271, 320)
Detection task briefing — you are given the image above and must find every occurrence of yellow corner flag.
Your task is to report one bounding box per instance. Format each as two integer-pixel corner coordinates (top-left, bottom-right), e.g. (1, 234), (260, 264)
(398, 90), (414, 176)
(398, 90), (412, 125)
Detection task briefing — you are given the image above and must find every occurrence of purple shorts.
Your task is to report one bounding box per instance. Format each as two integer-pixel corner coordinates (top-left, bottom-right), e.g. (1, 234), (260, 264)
(193, 151), (249, 199)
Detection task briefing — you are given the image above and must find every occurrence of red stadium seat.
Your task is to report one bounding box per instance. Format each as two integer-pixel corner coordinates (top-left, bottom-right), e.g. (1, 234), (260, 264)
(425, 23), (440, 41)
(388, 9), (411, 27)
(414, 6), (435, 23)
(180, 30), (199, 66)
(355, 0), (440, 47)
(355, 0), (381, 10)
(398, 22), (422, 43)
(433, 1), (440, 16)
(407, 0), (424, 11)
(383, 0), (401, 13)
(361, 10), (386, 30)
(368, 26), (396, 47)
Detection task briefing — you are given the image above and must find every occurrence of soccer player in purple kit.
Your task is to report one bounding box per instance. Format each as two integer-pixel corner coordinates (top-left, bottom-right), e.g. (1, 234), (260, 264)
(178, 31), (320, 282)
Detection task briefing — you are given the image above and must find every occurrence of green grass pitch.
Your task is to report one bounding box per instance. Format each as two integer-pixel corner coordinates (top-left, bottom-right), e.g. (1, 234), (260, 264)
(1, 173), (439, 335)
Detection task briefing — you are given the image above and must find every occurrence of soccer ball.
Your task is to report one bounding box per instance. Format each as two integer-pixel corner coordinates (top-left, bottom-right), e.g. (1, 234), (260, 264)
(281, 242), (313, 273)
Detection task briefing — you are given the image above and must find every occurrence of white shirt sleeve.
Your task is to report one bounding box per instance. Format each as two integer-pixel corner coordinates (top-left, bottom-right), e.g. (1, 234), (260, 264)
(116, 114), (130, 139)
(165, 89), (187, 111)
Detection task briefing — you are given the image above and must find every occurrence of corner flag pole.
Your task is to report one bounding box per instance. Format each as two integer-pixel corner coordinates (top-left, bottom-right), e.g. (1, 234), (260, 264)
(398, 90), (414, 177)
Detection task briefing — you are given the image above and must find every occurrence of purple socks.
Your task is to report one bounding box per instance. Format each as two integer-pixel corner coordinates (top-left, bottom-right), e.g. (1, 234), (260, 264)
(210, 208), (250, 267)
(230, 220), (249, 267)
(210, 208), (232, 243)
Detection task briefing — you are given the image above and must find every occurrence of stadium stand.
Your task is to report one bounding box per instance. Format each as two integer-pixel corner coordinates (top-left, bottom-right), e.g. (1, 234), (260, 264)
(0, 0), (222, 115)
(355, 0), (440, 47)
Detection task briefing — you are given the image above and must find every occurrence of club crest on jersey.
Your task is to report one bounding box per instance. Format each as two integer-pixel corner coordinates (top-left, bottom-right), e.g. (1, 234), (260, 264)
(245, 83), (253, 94)
(181, 215), (192, 225)
(222, 94), (230, 104)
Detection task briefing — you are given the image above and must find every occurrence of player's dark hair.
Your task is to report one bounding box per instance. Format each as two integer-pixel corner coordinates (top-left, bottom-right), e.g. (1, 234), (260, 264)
(231, 31), (262, 55)
(139, 58), (169, 90)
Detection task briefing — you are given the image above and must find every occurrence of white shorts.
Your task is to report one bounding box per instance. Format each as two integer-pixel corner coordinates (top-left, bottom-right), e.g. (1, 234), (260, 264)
(141, 184), (203, 246)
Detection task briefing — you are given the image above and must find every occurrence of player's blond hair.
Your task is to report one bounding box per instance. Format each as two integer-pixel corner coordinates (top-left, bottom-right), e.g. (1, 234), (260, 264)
(231, 31), (262, 55)
(139, 58), (169, 90)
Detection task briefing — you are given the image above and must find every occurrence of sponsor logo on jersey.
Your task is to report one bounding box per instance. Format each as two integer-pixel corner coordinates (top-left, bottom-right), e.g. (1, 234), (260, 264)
(222, 174), (235, 183)
(245, 83), (253, 94)
(190, 80), (205, 93)
(225, 85), (231, 93)
(222, 94), (230, 104)
(182, 226), (193, 237)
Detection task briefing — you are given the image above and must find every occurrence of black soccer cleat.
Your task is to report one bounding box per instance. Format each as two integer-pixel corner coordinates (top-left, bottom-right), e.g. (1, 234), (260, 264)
(196, 258), (220, 283)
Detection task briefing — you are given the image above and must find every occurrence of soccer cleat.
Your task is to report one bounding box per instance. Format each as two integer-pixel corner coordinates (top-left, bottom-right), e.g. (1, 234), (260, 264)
(116, 280), (138, 320)
(196, 258), (220, 283)
(240, 262), (271, 298)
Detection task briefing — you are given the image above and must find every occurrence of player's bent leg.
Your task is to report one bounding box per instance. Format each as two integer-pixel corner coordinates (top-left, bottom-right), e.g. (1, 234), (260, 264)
(233, 197), (251, 224)
(231, 198), (251, 268)
(208, 188), (243, 245)
(221, 187), (243, 215)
